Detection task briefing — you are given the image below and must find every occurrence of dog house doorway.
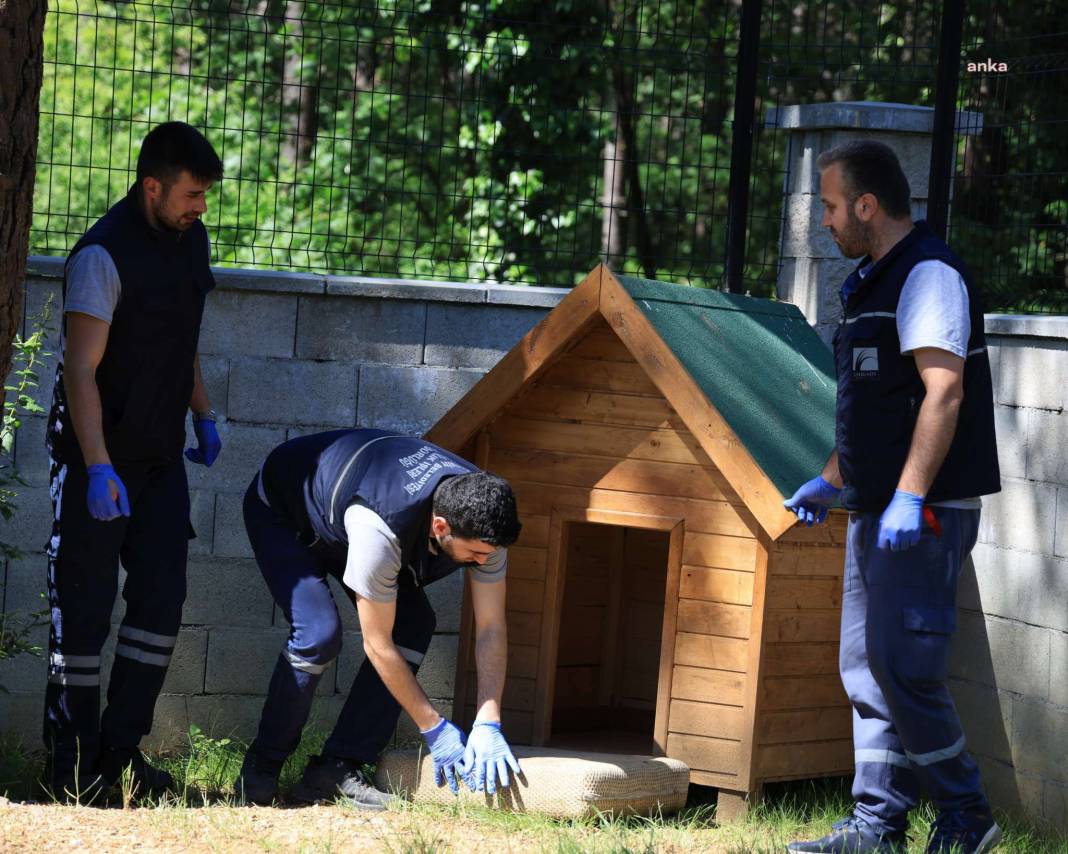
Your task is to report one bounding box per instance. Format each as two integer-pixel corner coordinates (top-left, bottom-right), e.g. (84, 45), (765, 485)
(535, 508), (684, 756)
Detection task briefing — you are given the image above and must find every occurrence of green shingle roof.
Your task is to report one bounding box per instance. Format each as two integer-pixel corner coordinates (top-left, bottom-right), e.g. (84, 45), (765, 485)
(614, 275), (837, 500)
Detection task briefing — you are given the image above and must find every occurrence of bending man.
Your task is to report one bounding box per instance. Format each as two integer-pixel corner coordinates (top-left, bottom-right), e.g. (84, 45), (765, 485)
(235, 429), (523, 808)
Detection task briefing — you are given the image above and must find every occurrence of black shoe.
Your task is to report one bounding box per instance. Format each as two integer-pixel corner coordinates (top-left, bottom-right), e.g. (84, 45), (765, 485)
(234, 749), (284, 806)
(291, 754), (393, 810)
(45, 769), (108, 806)
(926, 808), (1003, 853)
(787, 815), (908, 853)
(97, 745), (175, 798)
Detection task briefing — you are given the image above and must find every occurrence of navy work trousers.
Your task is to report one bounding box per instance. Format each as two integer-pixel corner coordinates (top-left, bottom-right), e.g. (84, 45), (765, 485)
(242, 479), (437, 764)
(840, 507), (988, 834)
(43, 454), (190, 776)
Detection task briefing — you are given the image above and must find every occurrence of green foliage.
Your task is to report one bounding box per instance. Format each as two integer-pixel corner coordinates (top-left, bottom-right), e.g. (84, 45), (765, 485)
(0, 296), (54, 679)
(28, 0), (1067, 308)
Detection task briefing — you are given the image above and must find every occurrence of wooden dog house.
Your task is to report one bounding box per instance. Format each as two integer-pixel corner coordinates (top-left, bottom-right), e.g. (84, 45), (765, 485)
(425, 265), (851, 815)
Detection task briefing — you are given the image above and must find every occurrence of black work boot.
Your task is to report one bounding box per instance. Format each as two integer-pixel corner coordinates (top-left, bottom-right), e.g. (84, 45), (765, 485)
(926, 808), (1003, 853)
(234, 748), (284, 806)
(45, 763), (108, 806)
(787, 815), (908, 853)
(291, 754), (393, 810)
(97, 745), (175, 799)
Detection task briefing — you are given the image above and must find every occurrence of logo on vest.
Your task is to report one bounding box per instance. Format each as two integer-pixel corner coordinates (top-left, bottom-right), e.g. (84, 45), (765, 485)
(398, 445), (464, 495)
(853, 347), (879, 379)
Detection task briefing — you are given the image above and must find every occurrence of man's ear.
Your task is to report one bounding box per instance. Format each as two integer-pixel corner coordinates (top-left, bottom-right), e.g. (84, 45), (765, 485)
(854, 192), (879, 223)
(142, 175), (163, 203)
(430, 515), (451, 538)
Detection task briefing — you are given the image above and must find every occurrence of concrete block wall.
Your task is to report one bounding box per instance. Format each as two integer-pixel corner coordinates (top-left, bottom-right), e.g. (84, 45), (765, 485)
(949, 315), (1068, 831)
(3, 249), (1066, 834)
(0, 258), (567, 753)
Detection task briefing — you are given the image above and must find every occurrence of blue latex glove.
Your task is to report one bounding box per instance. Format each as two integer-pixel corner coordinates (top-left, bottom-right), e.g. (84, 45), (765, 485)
(783, 475), (841, 526)
(86, 464), (131, 521)
(877, 489), (925, 551)
(185, 417), (221, 467)
(460, 721), (521, 795)
(420, 717), (469, 794)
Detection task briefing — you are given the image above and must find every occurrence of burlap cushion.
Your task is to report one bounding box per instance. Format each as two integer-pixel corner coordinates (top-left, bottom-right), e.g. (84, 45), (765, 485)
(374, 746), (690, 819)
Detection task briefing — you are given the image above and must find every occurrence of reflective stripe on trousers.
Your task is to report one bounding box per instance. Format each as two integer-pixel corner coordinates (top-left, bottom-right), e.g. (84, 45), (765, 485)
(839, 508), (988, 834)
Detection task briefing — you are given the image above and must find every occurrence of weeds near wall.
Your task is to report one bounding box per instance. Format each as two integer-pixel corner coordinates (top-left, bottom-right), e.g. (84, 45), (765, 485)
(0, 296), (54, 686)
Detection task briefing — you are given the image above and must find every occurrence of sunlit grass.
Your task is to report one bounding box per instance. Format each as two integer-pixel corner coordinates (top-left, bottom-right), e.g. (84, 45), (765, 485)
(1, 728), (1065, 853)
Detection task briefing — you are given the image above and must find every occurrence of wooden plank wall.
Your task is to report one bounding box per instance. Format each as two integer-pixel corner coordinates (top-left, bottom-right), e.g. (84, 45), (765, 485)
(459, 320), (763, 785)
(553, 522), (617, 722)
(753, 513), (853, 781)
(549, 524), (668, 731)
(618, 528), (668, 712)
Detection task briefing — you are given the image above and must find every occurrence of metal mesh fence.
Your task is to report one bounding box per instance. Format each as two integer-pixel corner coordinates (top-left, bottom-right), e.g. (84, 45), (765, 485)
(32, 0), (737, 288)
(747, 0), (941, 296)
(29, 0), (1068, 309)
(950, 2), (1068, 313)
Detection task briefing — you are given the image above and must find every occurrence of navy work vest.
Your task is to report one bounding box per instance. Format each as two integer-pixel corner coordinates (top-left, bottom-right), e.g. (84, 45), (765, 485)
(260, 429), (479, 589)
(50, 186), (214, 464)
(832, 221), (1000, 511)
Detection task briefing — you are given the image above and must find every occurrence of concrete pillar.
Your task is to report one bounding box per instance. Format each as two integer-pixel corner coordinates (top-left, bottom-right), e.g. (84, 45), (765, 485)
(766, 101), (983, 345)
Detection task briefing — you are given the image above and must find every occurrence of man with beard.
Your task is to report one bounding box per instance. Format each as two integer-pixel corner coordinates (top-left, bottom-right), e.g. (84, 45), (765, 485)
(783, 141), (1002, 854)
(234, 429), (523, 809)
(43, 122), (224, 802)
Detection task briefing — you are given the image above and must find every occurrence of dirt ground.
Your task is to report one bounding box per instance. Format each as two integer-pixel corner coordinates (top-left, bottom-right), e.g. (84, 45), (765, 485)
(0, 797), (736, 853)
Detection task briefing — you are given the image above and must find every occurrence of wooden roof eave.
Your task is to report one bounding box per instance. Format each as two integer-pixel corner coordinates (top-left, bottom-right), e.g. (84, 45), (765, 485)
(424, 264), (607, 451)
(599, 269), (798, 542)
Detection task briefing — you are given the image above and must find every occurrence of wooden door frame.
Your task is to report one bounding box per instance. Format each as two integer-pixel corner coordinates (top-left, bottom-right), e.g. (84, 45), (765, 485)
(532, 505), (685, 750)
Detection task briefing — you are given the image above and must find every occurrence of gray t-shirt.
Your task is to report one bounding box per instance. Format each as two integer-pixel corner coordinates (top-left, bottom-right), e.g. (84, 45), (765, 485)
(342, 501), (507, 602)
(64, 239), (214, 325)
(896, 260), (971, 358)
(64, 245), (122, 323)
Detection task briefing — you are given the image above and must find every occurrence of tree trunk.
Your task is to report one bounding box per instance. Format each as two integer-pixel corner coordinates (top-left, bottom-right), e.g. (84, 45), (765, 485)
(601, 106), (628, 268)
(612, 62), (657, 280)
(0, 1), (47, 387)
(279, 1), (318, 169)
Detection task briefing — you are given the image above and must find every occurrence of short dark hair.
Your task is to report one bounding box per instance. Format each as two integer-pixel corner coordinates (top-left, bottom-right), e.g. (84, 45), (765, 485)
(432, 472), (522, 547)
(136, 121), (223, 186)
(816, 139), (911, 219)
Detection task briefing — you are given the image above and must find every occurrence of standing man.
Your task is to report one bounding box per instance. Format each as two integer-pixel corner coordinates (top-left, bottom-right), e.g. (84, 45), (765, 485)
(234, 429), (523, 808)
(783, 141), (1002, 854)
(43, 122), (224, 801)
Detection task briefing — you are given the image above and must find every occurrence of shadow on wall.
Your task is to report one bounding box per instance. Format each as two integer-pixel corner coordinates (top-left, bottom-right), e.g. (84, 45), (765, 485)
(952, 553), (1019, 813)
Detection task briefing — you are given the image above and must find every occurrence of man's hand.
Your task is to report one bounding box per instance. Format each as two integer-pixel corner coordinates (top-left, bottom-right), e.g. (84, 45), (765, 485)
(420, 718), (470, 794)
(185, 415), (221, 466)
(783, 475), (842, 526)
(461, 721), (521, 795)
(87, 464), (131, 521)
(877, 489), (925, 551)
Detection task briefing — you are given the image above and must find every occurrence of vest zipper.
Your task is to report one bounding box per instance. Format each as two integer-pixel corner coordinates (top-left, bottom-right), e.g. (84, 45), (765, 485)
(328, 435), (396, 526)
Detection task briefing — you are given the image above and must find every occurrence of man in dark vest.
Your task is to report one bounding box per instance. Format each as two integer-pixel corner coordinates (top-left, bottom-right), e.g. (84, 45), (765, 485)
(783, 141), (1002, 854)
(43, 122), (224, 801)
(234, 429), (523, 808)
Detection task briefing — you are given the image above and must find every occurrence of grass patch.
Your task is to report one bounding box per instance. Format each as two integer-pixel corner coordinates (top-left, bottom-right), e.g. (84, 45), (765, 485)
(1, 730), (1065, 853)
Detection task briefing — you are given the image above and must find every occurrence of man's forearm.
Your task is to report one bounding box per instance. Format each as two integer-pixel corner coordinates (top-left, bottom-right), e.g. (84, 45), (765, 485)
(189, 353), (211, 414)
(364, 641), (440, 731)
(473, 623), (507, 723)
(65, 368), (110, 466)
(897, 391), (961, 496)
(821, 449), (842, 488)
